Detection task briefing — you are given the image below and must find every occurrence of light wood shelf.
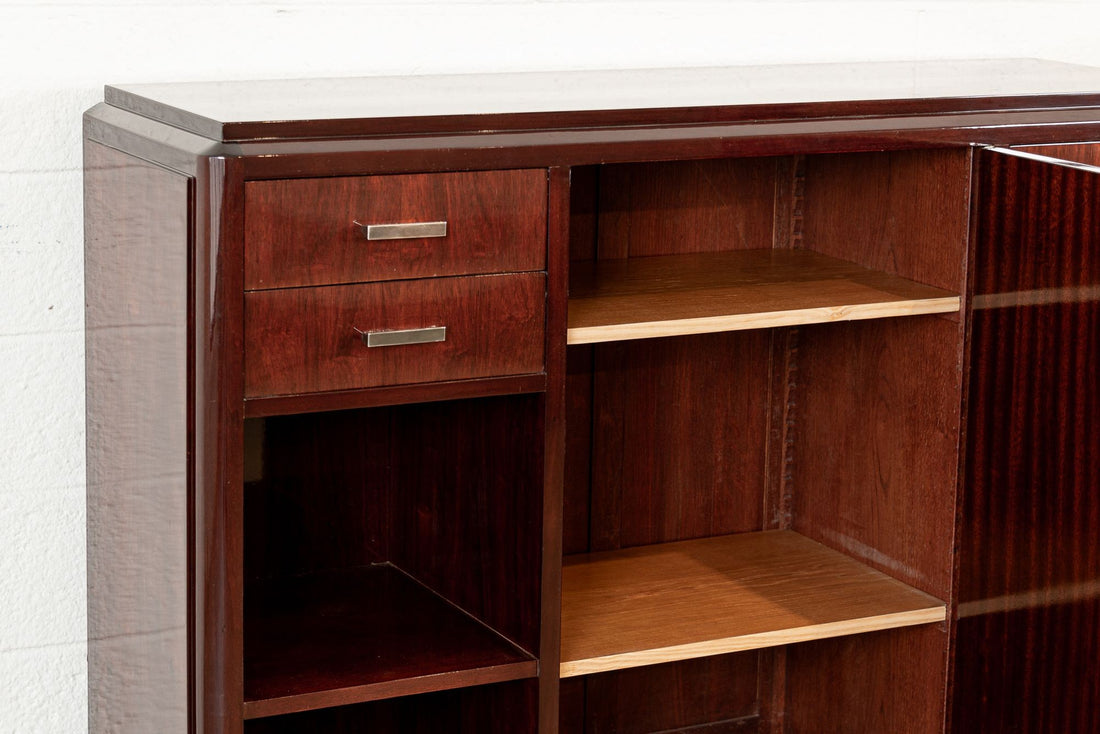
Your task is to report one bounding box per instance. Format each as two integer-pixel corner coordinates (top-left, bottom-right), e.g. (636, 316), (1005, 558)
(560, 530), (946, 678)
(567, 249), (960, 344)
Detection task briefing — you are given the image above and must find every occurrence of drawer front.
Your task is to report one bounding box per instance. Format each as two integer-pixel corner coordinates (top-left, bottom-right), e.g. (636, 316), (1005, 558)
(245, 169), (547, 289)
(244, 273), (545, 397)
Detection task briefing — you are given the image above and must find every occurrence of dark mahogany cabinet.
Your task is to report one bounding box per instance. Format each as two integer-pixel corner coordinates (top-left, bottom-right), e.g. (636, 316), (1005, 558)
(85, 61), (1100, 733)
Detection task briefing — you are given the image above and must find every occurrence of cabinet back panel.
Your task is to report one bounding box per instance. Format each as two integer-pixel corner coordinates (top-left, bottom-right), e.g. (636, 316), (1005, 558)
(560, 654), (761, 734)
(802, 148), (971, 294)
(596, 158), (780, 258)
(586, 332), (771, 552)
(792, 317), (961, 601)
(245, 395), (543, 652)
(785, 625), (947, 734)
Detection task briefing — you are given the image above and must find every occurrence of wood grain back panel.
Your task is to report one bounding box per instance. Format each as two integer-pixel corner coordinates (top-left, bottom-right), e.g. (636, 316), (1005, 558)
(248, 395), (545, 655)
(245, 169), (547, 289)
(244, 273), (545, 397)
(581, 655), (761, 734)
(588, 331), (770, 551)
(596, 158), (779, 258)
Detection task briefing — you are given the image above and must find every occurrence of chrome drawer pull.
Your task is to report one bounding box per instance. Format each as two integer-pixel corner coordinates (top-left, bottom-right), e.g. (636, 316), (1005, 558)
(357, 326), (447, 348)
(354, 220), (447, 240)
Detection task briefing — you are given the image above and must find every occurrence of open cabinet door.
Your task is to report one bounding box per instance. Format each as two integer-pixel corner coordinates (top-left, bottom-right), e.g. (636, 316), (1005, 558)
(953, 146), (1100, 733)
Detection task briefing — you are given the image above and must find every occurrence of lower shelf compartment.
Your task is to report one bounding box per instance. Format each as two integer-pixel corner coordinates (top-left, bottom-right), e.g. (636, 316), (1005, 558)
(244, 564), (537, 719)
(560, 530), (946, 677)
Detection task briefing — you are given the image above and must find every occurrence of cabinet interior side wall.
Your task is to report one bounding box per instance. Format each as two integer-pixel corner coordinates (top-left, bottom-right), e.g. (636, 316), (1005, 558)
(563, 150), (970, 733)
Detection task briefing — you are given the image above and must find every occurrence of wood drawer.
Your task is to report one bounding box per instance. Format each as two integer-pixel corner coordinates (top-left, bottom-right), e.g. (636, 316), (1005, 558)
(244, 273), (545, 397)
(244, 169), (547, 289)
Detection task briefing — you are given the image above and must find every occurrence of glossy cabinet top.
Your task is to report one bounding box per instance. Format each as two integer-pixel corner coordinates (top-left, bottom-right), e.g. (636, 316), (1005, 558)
(106, 59), (1100, 142)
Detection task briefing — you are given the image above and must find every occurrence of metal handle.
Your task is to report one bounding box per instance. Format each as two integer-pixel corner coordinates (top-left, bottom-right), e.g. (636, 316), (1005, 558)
(354, 220), (447, 241)
(356, 326), (447, 348)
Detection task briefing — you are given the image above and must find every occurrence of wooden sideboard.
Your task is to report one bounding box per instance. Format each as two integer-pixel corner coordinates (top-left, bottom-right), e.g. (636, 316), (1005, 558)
(84, 60), (1100, 733)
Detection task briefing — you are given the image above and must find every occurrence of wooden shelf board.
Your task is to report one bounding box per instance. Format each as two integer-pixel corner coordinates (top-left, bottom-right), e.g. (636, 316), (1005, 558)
(243, 564), (536, 719)
(567, 249), (960, 344)
(242, 373), (547, 418)
(560, 530), (946, 678)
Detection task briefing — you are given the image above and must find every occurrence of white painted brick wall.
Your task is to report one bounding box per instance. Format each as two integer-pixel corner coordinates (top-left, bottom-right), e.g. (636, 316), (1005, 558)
(3, 2), (1100, 731)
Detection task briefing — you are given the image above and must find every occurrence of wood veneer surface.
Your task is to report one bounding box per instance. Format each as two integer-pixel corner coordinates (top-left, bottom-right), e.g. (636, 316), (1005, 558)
(106, 60), (1100, 141)
(244, 169), (546, 290)
(244, 273), (545, 396)
(244, 680), (537, 734)
(587, 331), (770, 552)
(567, 250), (959, 344)
(560, 531), (945, 677)
(243, 564), (536, 719)
(952, 147), (1100, 733)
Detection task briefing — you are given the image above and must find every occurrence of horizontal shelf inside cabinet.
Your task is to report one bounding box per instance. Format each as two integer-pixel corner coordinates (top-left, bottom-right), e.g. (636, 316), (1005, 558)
(567, 249), (960, 344)
(560, 530), (946, 678)
(243, 564), (537, 719)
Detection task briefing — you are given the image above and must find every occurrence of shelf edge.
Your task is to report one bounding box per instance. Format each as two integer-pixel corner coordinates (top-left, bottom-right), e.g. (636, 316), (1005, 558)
(559, 606), (946, 678)
(243, 659), (539, 720)
(566, 297), (960, 345)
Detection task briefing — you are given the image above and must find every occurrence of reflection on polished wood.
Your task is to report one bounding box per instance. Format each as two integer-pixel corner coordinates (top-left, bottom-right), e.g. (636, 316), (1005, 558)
(560, 531), (945, 677)
(567, 249), (959, 344)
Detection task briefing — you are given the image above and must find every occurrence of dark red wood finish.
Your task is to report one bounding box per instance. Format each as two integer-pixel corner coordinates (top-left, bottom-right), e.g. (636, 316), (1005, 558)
(195, 154), (248, 733)
(243, 564), (536, 718)
(243, 373), (546, 418)
(243, 679), (537, 733)
(85, 67), (1100, 734)
(951, 147), (1100, 733)
(243, 273), (545, 397)
(787, 626), (949, 734)
(794, 317), (961, 600)
(587, 332), (771, 551)
(248, 395), (544, 655)
(244, 169), (546, 289)
(538, 167), (571, 732)
(578, 655), (762, 734)
(595, 158), (779, 257)
(801, 148), (972, 293)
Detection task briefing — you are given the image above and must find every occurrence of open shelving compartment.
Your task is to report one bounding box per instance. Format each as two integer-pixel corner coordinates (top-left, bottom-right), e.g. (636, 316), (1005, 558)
(241, 394), (545, 732)
(560, 150), (968, 733)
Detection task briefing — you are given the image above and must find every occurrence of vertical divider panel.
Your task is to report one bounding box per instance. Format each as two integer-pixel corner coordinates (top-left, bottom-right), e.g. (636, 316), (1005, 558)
(540, 166), (571, 733)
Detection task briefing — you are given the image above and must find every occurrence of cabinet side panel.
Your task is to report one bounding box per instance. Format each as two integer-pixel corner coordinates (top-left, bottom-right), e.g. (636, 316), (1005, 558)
(85, 141), (191, 732)
(793, 316), (960, 601)
(786, 626), (947, 734)
(952, 149), (1100, 733)
(802, 148), (971, 294)
(582, 655), (761, 734)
